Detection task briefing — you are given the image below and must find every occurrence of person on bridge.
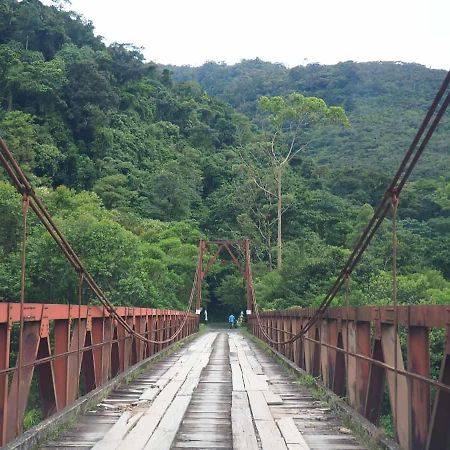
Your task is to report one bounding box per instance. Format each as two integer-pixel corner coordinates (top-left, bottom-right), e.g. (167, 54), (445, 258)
(228, 313), (236, 328)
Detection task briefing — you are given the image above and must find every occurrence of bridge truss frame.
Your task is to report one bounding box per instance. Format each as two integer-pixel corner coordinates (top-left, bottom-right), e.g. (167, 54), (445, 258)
(195, 239), (254, 316)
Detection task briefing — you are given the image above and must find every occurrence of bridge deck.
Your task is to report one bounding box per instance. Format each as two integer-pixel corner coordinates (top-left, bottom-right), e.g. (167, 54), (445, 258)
(42, 330), (367, 450)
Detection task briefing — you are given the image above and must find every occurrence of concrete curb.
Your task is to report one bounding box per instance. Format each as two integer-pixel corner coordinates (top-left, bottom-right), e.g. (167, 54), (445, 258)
(6, 332), (199, 450)
(245, 331), (400, 450)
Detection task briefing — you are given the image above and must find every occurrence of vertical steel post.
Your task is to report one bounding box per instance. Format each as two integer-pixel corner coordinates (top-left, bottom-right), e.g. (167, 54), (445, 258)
(53, 319), (69, 410)
(356, 322), (371, 415)
(103, 316), (113, 381)
(0, 319), (10, 445)
(91, 318), (104, 387)
(408, 326), (430, 450)
(320, 319), (329, 386)
(364, 338), (386, 424)
(381, 324), (410, 449)
(244, 239), (253, 316)
(6, 322), (40, 442)
(196, 240), (204, 315)
(327, 319), (338, 388)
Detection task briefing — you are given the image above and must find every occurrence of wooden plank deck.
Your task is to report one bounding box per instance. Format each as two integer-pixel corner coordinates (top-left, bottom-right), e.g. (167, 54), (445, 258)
(41, 330), (368, 450)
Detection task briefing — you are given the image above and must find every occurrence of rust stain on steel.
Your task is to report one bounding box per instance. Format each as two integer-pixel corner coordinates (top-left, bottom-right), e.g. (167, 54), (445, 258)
(408, 326), (430, 450)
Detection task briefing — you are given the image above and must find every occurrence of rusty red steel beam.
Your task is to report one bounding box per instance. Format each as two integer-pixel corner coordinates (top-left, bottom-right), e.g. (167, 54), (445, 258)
(254, 319), (450, 394)
(249, 306), (450, 450)
(205, 239), (247, 245)
(202, 244), (224, 278)
(222, 242), (245, 275)
(0, 303), (188, 323)
(195, 239), (254, 315)
(0, 303), (199, 446)
(256, 304), (450, 328)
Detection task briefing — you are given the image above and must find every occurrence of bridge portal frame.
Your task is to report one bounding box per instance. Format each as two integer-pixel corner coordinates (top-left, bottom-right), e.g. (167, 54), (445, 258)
(195, 239), (254, 316)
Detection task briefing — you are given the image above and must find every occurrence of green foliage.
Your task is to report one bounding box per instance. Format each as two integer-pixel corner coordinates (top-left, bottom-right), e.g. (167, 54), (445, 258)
(216, 273), (246, 309)
(23, 408), (42, 431)
(0, 111), (38, 167)
(0, 1), (449, 321)
(170, 59), (449, 180)
(0, 186), (201, 309)
(258, 92), (348, 128)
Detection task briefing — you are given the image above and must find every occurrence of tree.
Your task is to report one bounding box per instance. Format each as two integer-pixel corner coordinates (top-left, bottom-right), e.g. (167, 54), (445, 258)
(0, 110), (38, 168)
(240, 93), (348, 270)
(0, 43), (67, 113)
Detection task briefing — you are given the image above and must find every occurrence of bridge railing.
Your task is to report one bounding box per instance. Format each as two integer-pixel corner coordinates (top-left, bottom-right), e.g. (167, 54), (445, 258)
(0, 302), (199, 445)
(249, 304), (450, 450)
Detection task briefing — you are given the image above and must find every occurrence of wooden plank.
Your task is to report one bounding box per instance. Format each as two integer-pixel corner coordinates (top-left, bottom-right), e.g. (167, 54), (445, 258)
(230, 362), (245, 391)
(118, 333), (214, 449)
(231, 333), (270, 393)
(231, 391), (258, 450)
(239, 357), (269, 391)
(178, 353), (211, 395)
(247, 390), (272, 421)
(117, 380), (183, 449)
(263, 390), (283, 405)
(254, 419), (288, 450)
(139, 386), (160, 401)
(247, 354), (264, 374)
(156, 356), (186, 382)
(92, 411), (143, 450)
(143, 396), (191, 450)
(277, 417), (309, 449)
(172, 331), (232, 450)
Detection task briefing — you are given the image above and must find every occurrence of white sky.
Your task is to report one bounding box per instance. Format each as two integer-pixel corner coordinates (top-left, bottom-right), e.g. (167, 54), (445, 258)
(45, 0), (449, 69)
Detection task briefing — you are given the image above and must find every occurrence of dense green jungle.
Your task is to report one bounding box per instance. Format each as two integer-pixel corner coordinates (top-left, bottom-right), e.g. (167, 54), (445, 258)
(0, 0), (449, 325)
(0, 0), (449, 436)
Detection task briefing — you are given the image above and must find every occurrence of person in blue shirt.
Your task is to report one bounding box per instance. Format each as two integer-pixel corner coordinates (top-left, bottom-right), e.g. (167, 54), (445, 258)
(228, 313), (236, 329)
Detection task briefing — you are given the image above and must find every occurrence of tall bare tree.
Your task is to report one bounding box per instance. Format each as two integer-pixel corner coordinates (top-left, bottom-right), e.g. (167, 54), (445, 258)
(239, 93), (348, 271)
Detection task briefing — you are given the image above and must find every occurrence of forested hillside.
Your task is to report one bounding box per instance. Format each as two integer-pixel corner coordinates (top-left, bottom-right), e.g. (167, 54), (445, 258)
(170, 59), (450, 180)
(0, 0), (449, 319)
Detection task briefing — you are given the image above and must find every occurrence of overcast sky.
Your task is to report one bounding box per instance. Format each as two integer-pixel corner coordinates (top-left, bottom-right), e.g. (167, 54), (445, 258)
(45, 0), (449, 69)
